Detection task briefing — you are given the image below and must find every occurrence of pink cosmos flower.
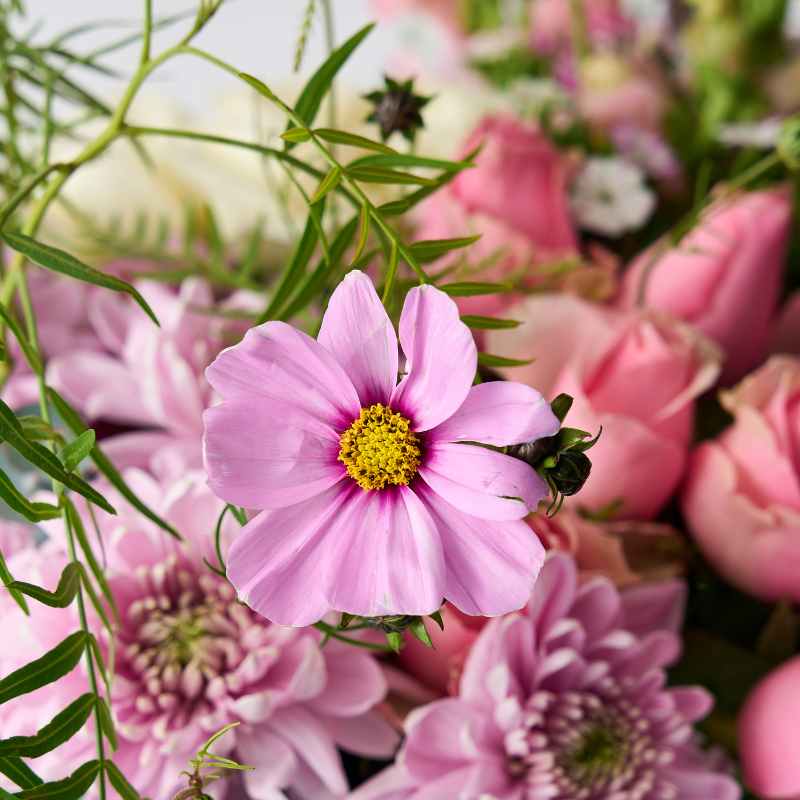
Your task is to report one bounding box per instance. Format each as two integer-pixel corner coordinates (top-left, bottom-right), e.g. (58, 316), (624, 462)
(0, 472), (397, 799)
(47, 277), (246, 481)
(486, 294), (722, 519)
(352, 553), (739, 800)
(203, 270), (560, 627)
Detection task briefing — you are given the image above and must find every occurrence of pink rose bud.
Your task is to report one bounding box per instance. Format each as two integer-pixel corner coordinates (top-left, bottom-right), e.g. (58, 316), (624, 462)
(739, 655), (800, 799)
(487, 294), (721, 518)
(683, 356), (800, 601)
(620, 187), (793, 383)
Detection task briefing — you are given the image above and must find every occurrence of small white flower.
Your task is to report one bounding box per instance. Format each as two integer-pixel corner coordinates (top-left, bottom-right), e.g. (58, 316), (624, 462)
(570, 156), (656, 237)
(717, 118), (783, 149)
(506, 78), (572, 120)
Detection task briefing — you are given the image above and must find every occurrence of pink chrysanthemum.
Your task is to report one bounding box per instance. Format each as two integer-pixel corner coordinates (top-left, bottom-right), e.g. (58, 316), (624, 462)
(0, 472), (397, 799)
(353, 553), (741, 800)
(203, 271), (560, 626)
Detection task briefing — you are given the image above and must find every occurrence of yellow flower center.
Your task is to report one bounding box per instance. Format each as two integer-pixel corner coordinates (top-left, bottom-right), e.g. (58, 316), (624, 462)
(338, 404), (422, 491)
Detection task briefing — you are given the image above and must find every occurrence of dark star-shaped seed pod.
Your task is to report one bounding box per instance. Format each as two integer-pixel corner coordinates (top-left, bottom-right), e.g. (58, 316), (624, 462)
(364, 75), (432, 143)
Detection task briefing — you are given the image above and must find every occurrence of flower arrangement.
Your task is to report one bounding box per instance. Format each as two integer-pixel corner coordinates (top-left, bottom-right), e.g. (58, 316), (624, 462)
(0, 1), (799, 798)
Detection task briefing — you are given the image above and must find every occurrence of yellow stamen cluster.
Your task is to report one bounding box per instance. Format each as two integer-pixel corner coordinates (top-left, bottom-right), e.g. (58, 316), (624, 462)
(338, 404), (422, 491)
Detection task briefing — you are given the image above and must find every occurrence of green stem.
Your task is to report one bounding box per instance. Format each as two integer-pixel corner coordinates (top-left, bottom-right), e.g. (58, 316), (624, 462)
(313, 621), (394, 652)
(140, 0), (153, 65)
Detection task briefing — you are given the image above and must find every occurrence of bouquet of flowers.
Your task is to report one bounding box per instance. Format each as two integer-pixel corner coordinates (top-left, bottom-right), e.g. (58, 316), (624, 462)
(0, 1), (798, 798)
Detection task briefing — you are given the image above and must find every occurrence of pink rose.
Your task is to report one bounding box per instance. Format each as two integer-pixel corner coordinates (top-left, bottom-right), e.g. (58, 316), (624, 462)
(619, 187), (793, 382)
(739, 655), (800, 799)
(773, 291), (800, 356)
(487, 294), (721, 518)
(414, 114), (578, 317)
(532, 508), (689, 587)
(682, 356), (800, 601)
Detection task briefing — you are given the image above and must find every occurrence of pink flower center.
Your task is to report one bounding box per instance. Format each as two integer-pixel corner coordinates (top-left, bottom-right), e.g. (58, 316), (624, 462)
(504, 684), (680, 799)
(338, 403), (422, 491)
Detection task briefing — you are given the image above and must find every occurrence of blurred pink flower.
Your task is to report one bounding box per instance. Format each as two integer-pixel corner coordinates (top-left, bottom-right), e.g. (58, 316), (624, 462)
(2, 270), (99, 409)
(619, 188), (793, 383)
(353, 553), (739, 800)
(533, 508), (689, 587)
(204, 271), (559, 626)
(739, 655), (800, 800)
(414, 114), (578, 317)
(0, 472), (397, 799)
(47, 277), (245, 480)
(529, 0), (635, 57)
(370, 0), (463, 34)
(487, 294), (721, 518)
(772, 291), (800, 356)
(0, 519), (35, 557)
(682, 356), (800, 601)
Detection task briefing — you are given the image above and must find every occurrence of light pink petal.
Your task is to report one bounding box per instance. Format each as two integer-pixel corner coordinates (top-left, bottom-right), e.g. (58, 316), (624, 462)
(320, 711), (400, 758)
(416, 482), (544, 617)
(430, 381), (559, 446)
(571, 578), (622, 642)
(318, 270), (398, 406)
(391, 285), (476, 431)
(420, 443), (548, 521)
(237, 728), (298, 797)
(660, 767), (741, 800)
(46, 352), (154, 425)
(403, 699), (494, 782)
(324, 486), (445, 618)
(206, 321), (360, 425)
(311, 646), (387, 716)
(527, 553), (578, 641)
(669, 687), (714, 723)
(226, 484), (353, 626)
(268, 706), (348, 795)
(620, 579), (687, 637)
(203, 399), (343, 509)
(349, 765), (416, 800)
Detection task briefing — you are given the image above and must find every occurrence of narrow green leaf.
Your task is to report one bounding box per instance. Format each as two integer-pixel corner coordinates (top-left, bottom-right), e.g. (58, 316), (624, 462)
(17, 416), (58, 442)
(351, 204), (370, 266)
(105, 762), (139, 800)
(6, 563), (82, 610)
(409, 235), (481, 263)
(311, 166), (341, 204)
(0, 548), (29, 615)
(348, 152), (472, 172)
(0, 694), (94, 758)
(281, 127), (311, 143)
(1, 232), (159, 326)
(0, 303), (42, 375)
(409, 618), (432, 647)
(15, 759), (100, 800)
(63, 500), (117, 622)
(460, 315), (522, 330)
(0, 631), (87, 705)
(313, 128), (395, 154)
(259, 207), (321, 323)
(47, 389), (180, 540)
(59, 430), (95, 472)
(95, 697), (117, 751)
(0, 399), (115, 515)
(292, 23), (375, 129)
(237, 72), (279, 102)
(87, 634), (110, 697)
(347, 166), (436, 186)
(0, 756), (42, 789)
(439, 281), (513, 297)
(0, 467), (61, 523)
(477, 353), (534, 368)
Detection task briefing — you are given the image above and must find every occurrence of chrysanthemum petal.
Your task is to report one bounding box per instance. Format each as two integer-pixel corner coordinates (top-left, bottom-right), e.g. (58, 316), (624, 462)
(318, 270), (398, 406)
(226, 483), (353, 626)
(311, 644), (388, 717)
(430, 381), (559, 446)
(321, 712), (400, 759)
(206, 321), (360, 425)
(238, 728), (298, 796)
(391, 285), (476, 431)
(203, 399), (343, 509)
(324, 486), (445, 618)
(420, 443), (549, 521)
(416, 483), (544, 617)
